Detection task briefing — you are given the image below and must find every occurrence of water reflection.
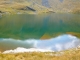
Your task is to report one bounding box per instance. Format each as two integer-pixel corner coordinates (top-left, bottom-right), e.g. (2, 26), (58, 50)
(0, 13), (80, 39)
(0, 35), (80, 51)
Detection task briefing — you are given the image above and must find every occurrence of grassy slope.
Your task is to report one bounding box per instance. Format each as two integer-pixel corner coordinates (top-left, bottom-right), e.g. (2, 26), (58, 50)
(0, 0), (52, 14)
(0, 0), (80, 14)
(0, 48), (80, 60)
(27, 0), (80, 13)
(0, 0), (30, 14)
(48, 0), (80, 13)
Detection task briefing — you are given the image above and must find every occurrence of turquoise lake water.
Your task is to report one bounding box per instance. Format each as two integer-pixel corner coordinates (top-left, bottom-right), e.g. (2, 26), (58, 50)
(0, 13), (80, 51)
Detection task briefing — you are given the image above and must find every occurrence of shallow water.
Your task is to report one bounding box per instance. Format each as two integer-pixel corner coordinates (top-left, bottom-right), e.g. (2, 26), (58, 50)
(0, 13), (80, 51)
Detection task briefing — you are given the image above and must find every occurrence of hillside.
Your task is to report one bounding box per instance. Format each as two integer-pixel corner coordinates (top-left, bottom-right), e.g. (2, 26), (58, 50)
(0, 0), (80, 14)
(49, 0), (80, 13)
(0, 0), (52, 14)
(33, 0), (80, 13)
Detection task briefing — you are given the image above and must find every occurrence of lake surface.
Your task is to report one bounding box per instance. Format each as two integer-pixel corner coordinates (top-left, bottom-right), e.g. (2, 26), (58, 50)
(0, 13), (80, 51)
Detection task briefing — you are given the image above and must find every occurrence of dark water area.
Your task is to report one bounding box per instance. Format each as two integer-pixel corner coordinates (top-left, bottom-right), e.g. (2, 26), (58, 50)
(0, 13), (80, 51)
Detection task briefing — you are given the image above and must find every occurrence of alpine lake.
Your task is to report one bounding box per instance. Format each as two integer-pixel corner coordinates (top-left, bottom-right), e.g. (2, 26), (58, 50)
(0, 13), (80, 52)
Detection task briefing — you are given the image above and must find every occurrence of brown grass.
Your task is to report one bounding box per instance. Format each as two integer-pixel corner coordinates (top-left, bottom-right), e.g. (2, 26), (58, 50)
(0, 0), (52, 14)
(0, 48), (80, 60)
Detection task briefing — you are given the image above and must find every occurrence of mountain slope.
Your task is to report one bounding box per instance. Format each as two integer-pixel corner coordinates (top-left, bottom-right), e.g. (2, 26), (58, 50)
(0, 0), (80, 14)
(34, 0), (80, 13)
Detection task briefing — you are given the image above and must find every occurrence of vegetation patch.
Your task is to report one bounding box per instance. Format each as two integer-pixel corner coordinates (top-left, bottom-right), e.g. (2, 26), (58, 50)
(0, 47), (80, 60)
